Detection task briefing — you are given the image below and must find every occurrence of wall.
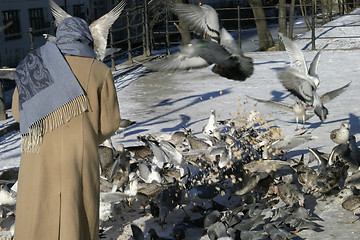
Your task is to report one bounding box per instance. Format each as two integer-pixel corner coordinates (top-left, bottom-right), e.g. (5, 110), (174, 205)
(0, 0), (90, 67)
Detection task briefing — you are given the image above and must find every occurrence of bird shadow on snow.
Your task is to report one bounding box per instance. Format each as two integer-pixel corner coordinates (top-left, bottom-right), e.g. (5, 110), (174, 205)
(0, 132), (20, 156)
(123, 88), (232, 137)
(255, 60), (287, 67)
(307, 114), (354, 132)
(114, 68), (147, 92)
(349, 113), (360, 137)
(269, 90), (292, 102)
(151, 88), (232, 108)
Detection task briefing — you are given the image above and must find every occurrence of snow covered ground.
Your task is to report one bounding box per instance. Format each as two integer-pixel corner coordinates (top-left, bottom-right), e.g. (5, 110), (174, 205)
(1, 8), (360, 240)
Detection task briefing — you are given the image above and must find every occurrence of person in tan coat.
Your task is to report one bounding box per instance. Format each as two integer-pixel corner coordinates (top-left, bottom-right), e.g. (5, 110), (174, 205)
(12, 17), (120, 239)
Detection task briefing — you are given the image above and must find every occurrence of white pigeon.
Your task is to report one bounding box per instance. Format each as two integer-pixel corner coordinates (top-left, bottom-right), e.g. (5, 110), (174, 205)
(279, 33), (324, 88)
(330, 122), (350, 144)
(202, 109), (220, 140)
(49, 0), (126, 61)
(0, 186), (16, 206)
(137, 163), (162, 184)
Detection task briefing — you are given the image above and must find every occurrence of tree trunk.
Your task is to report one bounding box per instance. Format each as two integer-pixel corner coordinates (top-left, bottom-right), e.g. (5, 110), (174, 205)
(278, 0), (287, 50)
(288, 0), (296, 38)
(300, 0), (311, 30)
(248, 0), (274, 51)
(0, 80), (6, 120)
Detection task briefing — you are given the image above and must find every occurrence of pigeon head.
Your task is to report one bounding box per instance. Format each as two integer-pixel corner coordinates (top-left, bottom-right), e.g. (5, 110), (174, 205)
(341, 122), (350, 130)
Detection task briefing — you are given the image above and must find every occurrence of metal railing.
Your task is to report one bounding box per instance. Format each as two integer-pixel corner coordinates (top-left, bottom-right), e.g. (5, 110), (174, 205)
(0, 0), (359, 69)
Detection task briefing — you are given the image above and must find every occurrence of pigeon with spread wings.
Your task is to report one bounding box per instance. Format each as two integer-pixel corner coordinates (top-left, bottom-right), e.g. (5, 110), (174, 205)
(150, 2), (254, 80)
(145, 39), (252, 81)
(49, 0), (126, 61)
(279, 33), (324, 88)
(278, 66), (351, 122)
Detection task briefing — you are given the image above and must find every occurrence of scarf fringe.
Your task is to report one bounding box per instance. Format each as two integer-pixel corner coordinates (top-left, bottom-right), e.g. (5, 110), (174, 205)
(21, 94), (88, 153)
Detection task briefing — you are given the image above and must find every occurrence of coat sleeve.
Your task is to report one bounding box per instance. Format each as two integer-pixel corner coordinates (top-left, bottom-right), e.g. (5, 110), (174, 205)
(12, 87), (20, 122)
(98, 69), (121, 144)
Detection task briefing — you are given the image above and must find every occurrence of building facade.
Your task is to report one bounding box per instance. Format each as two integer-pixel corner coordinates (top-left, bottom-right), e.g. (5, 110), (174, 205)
(0, 0), (95, 67)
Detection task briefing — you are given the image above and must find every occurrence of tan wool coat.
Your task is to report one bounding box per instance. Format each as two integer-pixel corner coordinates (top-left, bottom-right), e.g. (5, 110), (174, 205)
(12, 55), (121, 240)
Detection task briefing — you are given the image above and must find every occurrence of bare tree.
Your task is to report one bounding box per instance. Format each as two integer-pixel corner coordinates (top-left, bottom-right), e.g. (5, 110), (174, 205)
(288, 0), (296, 38)
(278, 0), (287, 50)
(300, 0), (311, 30)
(248, 0), (275, 51)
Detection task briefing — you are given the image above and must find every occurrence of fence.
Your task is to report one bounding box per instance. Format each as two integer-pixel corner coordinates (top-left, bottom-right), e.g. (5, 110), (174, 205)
(0, 0), (360, 69)
(1, 0), (360, 123)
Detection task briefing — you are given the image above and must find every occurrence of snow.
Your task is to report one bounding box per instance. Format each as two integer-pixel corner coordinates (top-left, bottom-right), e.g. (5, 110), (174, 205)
(1, 8), (360, 240)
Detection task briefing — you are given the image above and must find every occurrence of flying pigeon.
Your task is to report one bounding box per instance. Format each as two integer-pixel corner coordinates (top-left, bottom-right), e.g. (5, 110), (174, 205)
(49, 0), (126, 61)
(145, 39), (253, 81)
(279, 33), (324, 88)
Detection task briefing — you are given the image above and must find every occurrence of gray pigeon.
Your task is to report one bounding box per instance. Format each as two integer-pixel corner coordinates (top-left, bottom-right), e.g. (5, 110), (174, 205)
(293, 155), (317, 193)
(170, 3), (254, 80)
(263, 223), (294, 240)
(145, 39), (253, 81)
(207, 221), (229, 240)
(275, 183), (305, 207)
(279, 33), (323, 88)
(284, 215), (323, 233)
(277, 67), (328, 122)
(148, 228), (173, 240)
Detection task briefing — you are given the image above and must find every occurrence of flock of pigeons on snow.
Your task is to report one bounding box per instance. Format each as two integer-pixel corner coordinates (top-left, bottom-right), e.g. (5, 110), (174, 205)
(0, 1), (359, 240)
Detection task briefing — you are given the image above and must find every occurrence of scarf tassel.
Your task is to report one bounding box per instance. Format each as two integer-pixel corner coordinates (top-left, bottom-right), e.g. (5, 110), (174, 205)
(21, 94), (88, 153)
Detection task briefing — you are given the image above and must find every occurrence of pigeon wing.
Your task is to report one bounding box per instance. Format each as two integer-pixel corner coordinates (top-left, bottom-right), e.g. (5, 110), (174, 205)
(246, 95), (293, 112)
(171, 3), (219, 40)
(320, 81), (351, 104)
(108, 157), (120, 181)
(144, 53), (209, 72)
(271, 135), (314, 152)
(89, 0), (126, 60)
(309, 44), (328, 77)
(49, 0), (72, 26)
(138, 163), (151, 182)
(279, 33), (308, 75)
(308, 49), (322, 77)
(131, 224), (145, 240)
(277, 67), (315, 104)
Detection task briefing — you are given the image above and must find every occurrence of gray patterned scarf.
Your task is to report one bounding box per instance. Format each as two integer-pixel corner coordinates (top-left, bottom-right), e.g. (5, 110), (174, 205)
(14, 17), (96, 152)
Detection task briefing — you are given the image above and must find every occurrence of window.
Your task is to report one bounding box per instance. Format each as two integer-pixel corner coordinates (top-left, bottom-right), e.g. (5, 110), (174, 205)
(29, 8), (45, 36)
(73, 4), (85, 20)
(2, 10), (21, 40)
